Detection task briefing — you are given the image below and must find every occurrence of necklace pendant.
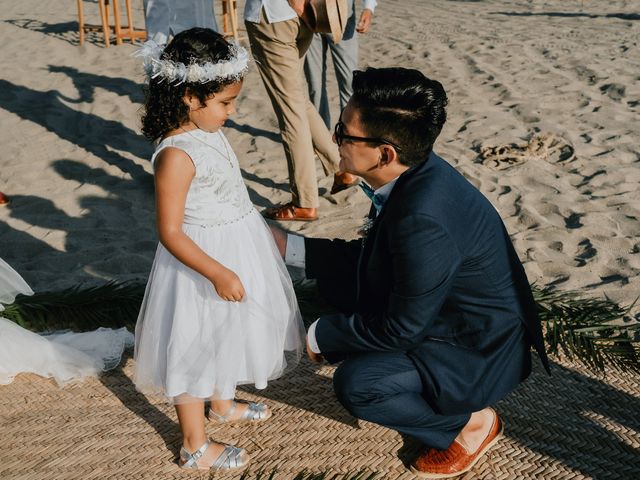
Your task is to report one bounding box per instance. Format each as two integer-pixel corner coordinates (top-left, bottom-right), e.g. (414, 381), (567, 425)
(182, 128), (234, 168)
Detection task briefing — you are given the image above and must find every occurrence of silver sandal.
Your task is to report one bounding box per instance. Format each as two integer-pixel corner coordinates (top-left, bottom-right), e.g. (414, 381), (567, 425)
(208, 400), (272, 424)
(179, 440), (249, 471)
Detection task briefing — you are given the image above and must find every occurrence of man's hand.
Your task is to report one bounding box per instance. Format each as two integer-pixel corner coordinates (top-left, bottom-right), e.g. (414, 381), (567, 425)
(269, 224), (287, 259)
(356, 9), (374, 33)
(289, 0), (314, 29)
(288, 0), (307, 17)
(306, 335), (324, 363)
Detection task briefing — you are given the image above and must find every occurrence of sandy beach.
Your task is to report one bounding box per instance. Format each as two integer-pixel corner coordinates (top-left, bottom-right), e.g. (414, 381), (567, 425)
(1, 0), (638, 310)
(1, 0), (639, 478)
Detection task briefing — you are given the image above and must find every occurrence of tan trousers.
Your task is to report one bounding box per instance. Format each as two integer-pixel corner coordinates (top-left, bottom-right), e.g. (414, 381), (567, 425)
(246, 12), (341, 208)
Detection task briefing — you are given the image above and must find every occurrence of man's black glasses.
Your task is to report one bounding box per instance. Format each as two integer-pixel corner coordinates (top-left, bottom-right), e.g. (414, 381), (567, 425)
(334, 121), (402, 151)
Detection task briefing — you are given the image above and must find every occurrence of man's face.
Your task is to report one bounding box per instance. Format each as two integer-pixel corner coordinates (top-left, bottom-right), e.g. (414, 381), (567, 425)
(333, 102), (381, 177)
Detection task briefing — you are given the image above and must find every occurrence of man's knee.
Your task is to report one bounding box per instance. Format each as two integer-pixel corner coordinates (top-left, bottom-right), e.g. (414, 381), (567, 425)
(332, 356), (391, 417)
(333, 359), (368, 415)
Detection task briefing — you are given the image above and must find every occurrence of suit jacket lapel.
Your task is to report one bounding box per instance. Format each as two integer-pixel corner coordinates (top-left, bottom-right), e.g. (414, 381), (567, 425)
(355, 154), (433, 304)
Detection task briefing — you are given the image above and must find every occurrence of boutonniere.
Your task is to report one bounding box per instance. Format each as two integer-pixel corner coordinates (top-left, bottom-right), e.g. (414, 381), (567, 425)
(358, 217), (375, 238)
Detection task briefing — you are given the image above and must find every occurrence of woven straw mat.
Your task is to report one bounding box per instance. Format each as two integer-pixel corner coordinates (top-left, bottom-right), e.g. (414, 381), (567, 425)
(1, 354), (639, 480)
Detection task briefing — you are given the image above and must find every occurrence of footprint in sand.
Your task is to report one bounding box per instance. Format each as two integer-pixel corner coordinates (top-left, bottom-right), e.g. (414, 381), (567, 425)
(574, 238), (597, 267)
(599, 83), (626, 102)
(479, 132), (576, 170)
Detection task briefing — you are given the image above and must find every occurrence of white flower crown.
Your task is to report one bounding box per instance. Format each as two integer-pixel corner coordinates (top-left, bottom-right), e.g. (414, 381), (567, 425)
(134, 39), (249, 84)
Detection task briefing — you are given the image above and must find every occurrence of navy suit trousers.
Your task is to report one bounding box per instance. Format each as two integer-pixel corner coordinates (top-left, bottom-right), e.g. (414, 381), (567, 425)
(333, 352), (471, 450)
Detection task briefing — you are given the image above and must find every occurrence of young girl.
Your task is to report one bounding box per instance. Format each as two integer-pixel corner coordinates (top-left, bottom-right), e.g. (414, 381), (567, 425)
(133, 28), (305, 471)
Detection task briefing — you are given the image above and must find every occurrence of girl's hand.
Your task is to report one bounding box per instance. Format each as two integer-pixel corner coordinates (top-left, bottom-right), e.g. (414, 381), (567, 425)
(212, 268), (245, 302)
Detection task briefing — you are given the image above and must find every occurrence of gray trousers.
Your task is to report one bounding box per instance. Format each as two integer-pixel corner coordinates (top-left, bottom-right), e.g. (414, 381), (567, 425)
(303, 0), (358, 129)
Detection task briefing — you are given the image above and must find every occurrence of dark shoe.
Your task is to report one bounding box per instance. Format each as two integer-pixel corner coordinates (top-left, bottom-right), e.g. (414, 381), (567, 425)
(263, 203), (317, 222)
(0, 192), (8, 206)
(330, 172), (360, 195)
(411, 409), (503, 478)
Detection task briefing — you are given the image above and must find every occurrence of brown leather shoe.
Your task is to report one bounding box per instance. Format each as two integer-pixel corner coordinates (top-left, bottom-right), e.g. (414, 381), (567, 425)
(0, 191), (9, 207)
(330, 172), (360, 195)
(411, 409), (504, 478)
(262, 203), (317, 222)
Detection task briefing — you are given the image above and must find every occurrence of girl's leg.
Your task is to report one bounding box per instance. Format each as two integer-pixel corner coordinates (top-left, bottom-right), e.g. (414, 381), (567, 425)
(175, 397), (244, 467)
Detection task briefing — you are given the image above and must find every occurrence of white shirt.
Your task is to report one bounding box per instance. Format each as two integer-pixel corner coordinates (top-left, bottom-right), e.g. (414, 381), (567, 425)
(244, 0), (297, 24)
(245, 0), (378, 24)
(286, 176), (398, 354)
(361, 0), (378, 13)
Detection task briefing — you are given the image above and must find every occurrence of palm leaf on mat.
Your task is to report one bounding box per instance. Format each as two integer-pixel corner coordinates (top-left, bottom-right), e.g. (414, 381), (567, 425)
(532, 285), (639, 374)
(0, 281), (145, 332)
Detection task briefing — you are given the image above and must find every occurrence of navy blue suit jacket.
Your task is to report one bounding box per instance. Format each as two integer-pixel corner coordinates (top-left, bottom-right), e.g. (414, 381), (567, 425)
(305, 153), (549, 416)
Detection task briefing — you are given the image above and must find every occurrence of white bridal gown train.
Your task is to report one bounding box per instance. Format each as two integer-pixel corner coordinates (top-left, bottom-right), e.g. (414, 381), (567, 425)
(0, 258), (133, 386)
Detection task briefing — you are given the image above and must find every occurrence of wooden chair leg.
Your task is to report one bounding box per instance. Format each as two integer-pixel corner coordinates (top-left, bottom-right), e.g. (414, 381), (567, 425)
(125, 0), (135, 43)
(112, 0), (123, 45)
(222, 0), (230, 38)
(230, 0), (239, 40)
(76, 0), (85, 45)
(99, 0), (110, 47)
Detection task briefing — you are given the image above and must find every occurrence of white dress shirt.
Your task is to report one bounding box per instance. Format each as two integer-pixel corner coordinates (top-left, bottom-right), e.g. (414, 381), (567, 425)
(244, 0), (297, 24)
(362, 0), (378, 13)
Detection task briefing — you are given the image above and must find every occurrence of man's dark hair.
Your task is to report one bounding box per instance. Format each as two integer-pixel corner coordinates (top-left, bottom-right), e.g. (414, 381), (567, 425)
(350, 67), (448, 167)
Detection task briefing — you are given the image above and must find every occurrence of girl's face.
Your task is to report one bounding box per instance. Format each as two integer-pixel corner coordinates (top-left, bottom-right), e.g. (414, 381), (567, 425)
(184, 80), (243, 132)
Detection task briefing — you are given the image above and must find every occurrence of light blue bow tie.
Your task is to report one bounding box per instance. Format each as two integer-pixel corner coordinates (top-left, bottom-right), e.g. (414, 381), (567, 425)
(359, 183), (384, 211)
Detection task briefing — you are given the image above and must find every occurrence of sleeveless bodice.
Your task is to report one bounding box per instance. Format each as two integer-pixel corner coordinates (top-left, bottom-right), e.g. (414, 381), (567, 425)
(152, 129), (253, 226)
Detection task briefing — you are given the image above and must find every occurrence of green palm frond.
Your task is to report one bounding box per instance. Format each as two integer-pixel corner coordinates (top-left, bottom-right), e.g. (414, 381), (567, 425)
(532, 285), (640, 374)
(1, 280), (639, 374)
(0, 281), (145, 332)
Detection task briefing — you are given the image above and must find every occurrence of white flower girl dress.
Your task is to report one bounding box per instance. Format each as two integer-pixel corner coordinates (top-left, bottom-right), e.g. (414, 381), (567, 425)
(133, 129), (305, 402)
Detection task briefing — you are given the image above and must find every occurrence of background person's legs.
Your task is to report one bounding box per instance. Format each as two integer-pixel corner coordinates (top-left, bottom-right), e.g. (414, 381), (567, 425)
(304, 0), (358, 129)
(143, 0), (170, 44)
(328, 33), (358, 119)
(304, 34), (331, 128)
(246, 14), (339, 209)
(333, 351), (470, 450)
(172, 0), (219, 36)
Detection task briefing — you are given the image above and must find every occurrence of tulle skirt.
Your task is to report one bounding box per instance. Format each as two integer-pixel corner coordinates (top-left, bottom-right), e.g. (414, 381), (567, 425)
(0, 321), (133, 385)
(133, 209), (305, 403)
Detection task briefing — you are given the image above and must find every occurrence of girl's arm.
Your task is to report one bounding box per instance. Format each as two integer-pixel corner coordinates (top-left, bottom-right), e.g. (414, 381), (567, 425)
(154, 147), (245, 301)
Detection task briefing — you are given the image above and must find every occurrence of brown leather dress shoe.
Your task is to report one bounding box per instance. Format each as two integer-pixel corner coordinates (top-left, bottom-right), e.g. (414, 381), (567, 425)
(262, 203), (317, 222)
(411, 410), (504, 478)
(330, 172), (360, 195)
(0, 191), (9, 206)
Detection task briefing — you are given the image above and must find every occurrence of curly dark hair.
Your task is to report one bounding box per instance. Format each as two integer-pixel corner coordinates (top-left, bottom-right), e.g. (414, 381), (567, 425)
(141, 28), (242, 141)
(350, 67), (448, 167)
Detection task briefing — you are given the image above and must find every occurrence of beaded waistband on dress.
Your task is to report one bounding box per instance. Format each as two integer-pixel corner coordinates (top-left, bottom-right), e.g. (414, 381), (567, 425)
(183, 207), (256, 228)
